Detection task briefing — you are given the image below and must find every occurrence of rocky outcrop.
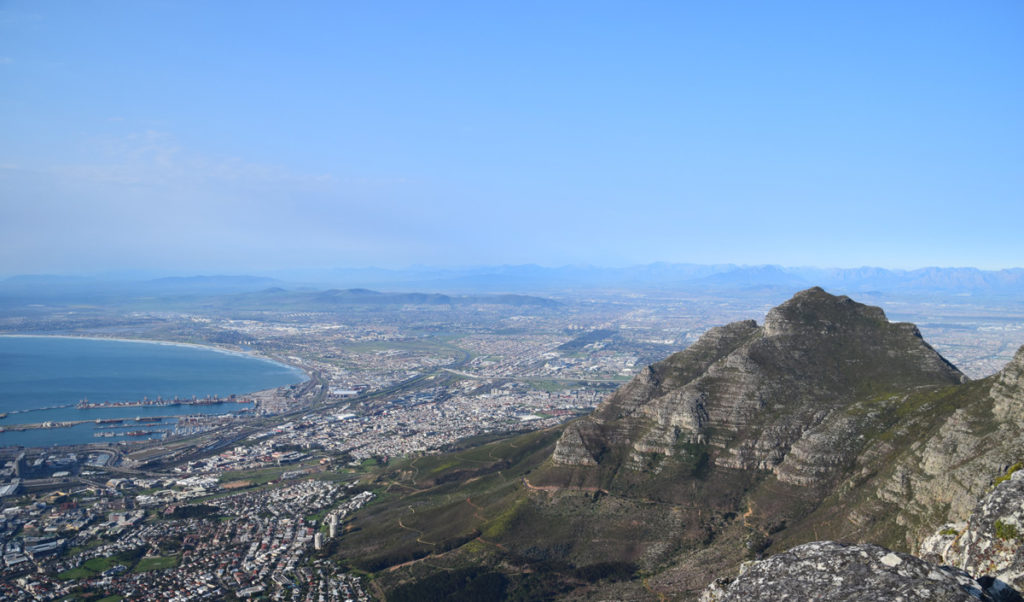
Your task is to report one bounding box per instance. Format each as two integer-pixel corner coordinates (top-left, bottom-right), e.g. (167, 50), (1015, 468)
(992, 347), (1024, 423)
(922, 469), (1024, 600)
(551, 422), (597, 466)
(704, 463), (1024, 602)
(553, 288), (965, 486)
(700, 541), (997, 602)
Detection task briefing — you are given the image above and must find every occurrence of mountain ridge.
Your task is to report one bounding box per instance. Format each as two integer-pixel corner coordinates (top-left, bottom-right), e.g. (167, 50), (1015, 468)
(331, 287), (1024, 600)
(552, 287), (965, 477)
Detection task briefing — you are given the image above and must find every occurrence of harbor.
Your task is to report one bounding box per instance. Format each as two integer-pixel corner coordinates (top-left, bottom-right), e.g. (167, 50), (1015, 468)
(75, 394), (253, 410)
(0, 336), (305, 448)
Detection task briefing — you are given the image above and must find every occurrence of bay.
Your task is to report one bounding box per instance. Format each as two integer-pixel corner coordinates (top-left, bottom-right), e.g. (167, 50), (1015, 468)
(0, 335), (305, 447)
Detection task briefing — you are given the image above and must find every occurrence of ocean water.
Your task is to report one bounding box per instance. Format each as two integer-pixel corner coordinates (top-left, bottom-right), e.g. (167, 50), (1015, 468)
(0, 336), (305, 447)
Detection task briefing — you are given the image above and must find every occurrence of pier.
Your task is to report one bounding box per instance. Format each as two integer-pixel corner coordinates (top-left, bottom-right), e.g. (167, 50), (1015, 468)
(1, 416), (180, 432)
(76, 394), (252, 410)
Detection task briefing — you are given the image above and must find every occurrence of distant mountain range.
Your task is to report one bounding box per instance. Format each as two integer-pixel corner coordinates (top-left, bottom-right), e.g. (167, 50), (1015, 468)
(219, 288), (562, 310)
(2, 264), (1024, 304)
(0, 274), (562, 310)
(249, 263), (1024, 296)
(0, 274), (283, 300)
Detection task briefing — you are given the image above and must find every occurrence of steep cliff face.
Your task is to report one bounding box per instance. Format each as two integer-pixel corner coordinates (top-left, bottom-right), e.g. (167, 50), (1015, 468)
(553, 287), (965, 483)
(915, 348), (1024, 517)
(551, 318), (760, 467)
(992, 347), (1024, 422)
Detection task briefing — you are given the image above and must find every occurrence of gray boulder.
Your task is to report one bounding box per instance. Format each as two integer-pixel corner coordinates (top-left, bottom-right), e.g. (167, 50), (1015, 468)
(701, 541), (994, 601)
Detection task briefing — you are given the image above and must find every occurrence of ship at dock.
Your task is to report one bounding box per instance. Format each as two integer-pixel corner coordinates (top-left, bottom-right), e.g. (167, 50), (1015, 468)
(76, 394), (252, 410)
(125, 430), (162, 437)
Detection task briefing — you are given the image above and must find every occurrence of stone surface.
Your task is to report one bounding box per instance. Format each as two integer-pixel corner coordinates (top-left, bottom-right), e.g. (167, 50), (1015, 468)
(922, 470), (1024, 601)
(551, 421), (597, 465)
(700, 541), (995, 602)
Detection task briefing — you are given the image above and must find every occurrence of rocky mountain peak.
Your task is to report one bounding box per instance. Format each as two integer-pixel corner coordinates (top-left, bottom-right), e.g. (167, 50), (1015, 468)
(762, 286), (889, 337)
(553, 287), (965, 481)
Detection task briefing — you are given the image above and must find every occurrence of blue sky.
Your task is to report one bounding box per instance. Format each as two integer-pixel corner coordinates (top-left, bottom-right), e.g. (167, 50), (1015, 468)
(1, 1), (1022, 275)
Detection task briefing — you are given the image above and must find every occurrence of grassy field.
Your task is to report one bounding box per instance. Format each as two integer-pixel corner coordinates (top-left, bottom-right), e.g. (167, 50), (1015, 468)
(133, 555), (180, 573)
(58, 566), (96, 580)
(218, 466), (289, 484)
(57, 548), (147, 580)
(83, 556), (117, 572)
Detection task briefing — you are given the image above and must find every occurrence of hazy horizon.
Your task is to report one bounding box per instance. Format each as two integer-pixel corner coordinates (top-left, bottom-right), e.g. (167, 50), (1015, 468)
(3, 261), (1024, 282)
(2, 2), (1022, 275)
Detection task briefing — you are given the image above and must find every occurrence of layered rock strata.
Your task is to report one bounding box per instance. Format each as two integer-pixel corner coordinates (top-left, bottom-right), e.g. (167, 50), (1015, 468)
(554, 287), (965, 483)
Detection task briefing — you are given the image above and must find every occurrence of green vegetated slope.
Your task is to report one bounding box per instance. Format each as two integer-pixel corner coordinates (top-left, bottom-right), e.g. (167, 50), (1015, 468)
(334, 288), (1024, 601)
(334, 428), (582, 598)
(335, 427), (692, 600)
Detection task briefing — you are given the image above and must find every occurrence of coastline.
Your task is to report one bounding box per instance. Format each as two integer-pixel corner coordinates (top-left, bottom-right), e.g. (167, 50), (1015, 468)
(0, 334), (312, 447)
(0, 333), (310, 382)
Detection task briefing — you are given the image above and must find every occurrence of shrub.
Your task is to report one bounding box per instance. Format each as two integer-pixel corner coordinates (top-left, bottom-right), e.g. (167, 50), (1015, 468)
(994, 463), (1023, 487)
(994, 519), (1020, 541)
